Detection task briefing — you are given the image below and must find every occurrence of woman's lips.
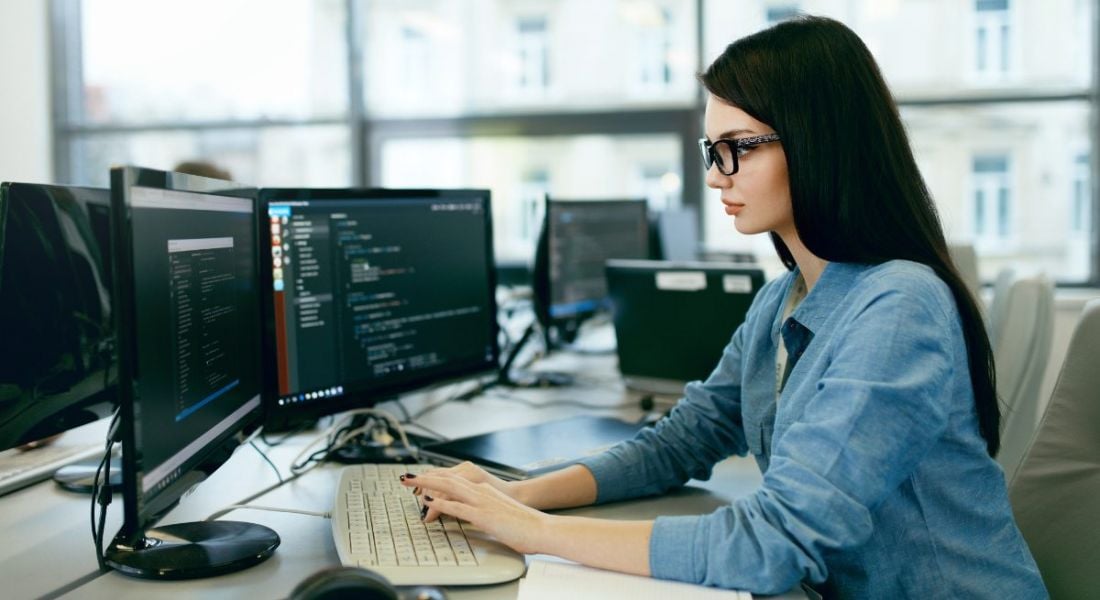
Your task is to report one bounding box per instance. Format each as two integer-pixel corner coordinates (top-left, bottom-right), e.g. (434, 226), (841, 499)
(724, 202), (744, 216)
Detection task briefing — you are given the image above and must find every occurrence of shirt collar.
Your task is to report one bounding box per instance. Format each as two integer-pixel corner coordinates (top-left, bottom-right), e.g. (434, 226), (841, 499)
(783, 262), (869, 335)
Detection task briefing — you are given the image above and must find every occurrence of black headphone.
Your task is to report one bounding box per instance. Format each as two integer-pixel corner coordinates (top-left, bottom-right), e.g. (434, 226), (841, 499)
(289, 566), (447, 600)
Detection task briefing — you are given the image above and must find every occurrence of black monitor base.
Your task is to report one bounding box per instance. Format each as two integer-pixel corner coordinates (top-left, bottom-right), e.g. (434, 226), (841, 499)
(501, 369), (575, 388)
(53, 456), (121, 493)
(105, 521), (279, 580)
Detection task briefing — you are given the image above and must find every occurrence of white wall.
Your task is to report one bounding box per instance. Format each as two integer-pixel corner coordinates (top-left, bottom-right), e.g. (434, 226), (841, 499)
(0, 0), (52, 183)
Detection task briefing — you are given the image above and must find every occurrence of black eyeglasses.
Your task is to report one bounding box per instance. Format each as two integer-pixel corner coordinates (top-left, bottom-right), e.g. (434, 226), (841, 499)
(699, 133), (781, 175)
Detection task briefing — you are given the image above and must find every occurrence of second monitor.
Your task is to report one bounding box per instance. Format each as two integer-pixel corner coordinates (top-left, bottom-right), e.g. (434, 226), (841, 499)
(259, 188), (500, 430)
(532, 198), (650, 346)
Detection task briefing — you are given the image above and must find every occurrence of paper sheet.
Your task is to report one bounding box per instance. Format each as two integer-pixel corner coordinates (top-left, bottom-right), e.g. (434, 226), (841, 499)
(516, 559), (752, 600)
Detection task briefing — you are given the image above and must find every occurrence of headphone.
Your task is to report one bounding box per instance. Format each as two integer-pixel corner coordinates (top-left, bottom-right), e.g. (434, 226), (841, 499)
(289, 566), (447, 600)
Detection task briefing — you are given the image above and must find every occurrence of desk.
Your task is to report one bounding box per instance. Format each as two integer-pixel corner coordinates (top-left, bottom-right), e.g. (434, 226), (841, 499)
(1, 352), (800, 599)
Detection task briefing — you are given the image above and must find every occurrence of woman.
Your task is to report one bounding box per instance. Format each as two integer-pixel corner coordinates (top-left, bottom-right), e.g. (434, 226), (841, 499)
(400, 16), (1046, 597)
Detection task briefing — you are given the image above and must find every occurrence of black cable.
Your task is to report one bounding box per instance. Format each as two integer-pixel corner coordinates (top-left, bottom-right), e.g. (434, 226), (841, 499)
(249, 441), (284, 483)
(91, 409), (120, 572)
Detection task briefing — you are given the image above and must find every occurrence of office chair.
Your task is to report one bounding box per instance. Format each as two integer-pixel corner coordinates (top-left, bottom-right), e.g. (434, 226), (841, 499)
(993, 274), (1054, 480)
(1008, 299), (1100, 599)
(947, 243), (981, 309)
(986, 267), (1016, 347)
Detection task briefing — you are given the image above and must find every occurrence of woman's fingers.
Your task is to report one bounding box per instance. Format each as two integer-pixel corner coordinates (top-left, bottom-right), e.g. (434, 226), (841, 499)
(422, 494), (476, 524)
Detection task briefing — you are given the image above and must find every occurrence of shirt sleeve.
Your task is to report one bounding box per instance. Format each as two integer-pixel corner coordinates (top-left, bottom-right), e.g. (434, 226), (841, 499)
(648, 287), (957, 594)
(577, 319), (751, 504)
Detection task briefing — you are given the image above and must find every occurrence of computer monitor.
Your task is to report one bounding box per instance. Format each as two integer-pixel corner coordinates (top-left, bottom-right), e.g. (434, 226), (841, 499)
(606, 259), (765, 395)
(258, 188), (500, 431)
(105, 166), (277, 579)
(532, 198), (650, 345)
(651, 206), (700, 262)
(0, 183), (116, 452)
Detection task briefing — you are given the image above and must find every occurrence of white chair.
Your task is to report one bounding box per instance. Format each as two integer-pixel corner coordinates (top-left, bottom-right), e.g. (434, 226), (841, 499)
(1008, 300), (1100, 598)
(993, 274), (1054, 481)
(947, 243), (981, 309)
(986, 267), (1016, 347)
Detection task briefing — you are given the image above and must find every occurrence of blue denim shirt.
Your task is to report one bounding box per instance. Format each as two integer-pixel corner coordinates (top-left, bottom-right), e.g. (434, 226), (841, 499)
(579, 260), (1046, 598)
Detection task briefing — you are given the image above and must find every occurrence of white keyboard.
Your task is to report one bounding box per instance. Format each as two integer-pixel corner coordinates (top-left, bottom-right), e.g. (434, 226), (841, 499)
(0, 442), (103, 496)
(331, 463), (527, 586)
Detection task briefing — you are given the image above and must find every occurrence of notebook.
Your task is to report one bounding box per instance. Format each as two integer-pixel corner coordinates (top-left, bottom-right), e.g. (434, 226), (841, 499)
(517, 559), (751, 600)
(417, 415), (645, 481)
(606, 260), (765, 395)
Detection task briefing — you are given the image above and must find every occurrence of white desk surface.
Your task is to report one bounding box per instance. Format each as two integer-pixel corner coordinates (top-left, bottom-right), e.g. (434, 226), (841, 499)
(1, 352), (802, 600)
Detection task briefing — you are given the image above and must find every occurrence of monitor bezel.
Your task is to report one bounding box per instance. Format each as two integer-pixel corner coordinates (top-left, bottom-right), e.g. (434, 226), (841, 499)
(110, 166), (262, 541)
(256, 187), (501, 429)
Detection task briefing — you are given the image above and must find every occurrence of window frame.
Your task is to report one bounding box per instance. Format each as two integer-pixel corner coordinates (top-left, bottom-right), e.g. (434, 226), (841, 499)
(49, 0), (1100, 287)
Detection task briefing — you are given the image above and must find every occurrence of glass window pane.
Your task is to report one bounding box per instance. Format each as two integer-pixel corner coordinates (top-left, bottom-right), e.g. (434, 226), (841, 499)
(905, 101), (1089, 282)
(70, 126), (351, 187)
(704, 1), (1091, 93)
(378, 134), (682, 261)
(702, 1), (1094, 283)
(79, 0), (348, 123)
(362, 0), (699, 117)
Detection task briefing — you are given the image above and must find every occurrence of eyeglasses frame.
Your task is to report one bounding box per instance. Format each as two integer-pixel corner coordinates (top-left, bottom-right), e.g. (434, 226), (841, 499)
(698, 133), (781, 175)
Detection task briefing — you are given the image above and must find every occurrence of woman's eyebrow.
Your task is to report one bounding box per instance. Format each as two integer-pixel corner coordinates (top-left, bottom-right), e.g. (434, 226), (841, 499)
(707, 128), (756, 141)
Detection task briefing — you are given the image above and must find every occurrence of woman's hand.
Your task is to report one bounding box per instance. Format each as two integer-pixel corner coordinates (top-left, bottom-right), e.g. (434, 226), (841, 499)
(399, 469), (551, 555)
(403, 461), (527, 509)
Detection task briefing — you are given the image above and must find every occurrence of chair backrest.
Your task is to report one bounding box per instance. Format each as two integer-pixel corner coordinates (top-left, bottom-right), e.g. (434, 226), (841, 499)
(987, 267), (1016, 347)
(995, 274), (1054, 480)
(1008, 299), (1100, 598)
(947, 243), (981, 307)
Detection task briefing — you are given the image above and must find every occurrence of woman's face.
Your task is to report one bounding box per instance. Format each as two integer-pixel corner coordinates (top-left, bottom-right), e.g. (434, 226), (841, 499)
(703, 94), (793, 238)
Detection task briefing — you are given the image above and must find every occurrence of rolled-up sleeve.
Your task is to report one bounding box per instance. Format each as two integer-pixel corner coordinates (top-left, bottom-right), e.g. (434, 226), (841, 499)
(578, 320), (751, 504)
(648, 288), (955, 593)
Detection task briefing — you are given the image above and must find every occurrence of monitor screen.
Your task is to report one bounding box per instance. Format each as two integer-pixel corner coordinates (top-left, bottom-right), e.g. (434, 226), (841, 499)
(0, 182), (116, 451)
(259, 188), (500, 428)
(533, 199), (650, 339)
(110, 167), (262, 537)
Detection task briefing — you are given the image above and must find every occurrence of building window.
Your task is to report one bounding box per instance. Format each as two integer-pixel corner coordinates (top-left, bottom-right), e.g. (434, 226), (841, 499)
(974, 0), (1011, 78)
(399, 25), (430, 101)
(971, 153), (1013, 246)
(516, 16), (549, 93)
(1072, 152), (1091, 234)
(519, 169), (550, 242)
(636, 7), (674, 91)
(765, 5), (800, 25)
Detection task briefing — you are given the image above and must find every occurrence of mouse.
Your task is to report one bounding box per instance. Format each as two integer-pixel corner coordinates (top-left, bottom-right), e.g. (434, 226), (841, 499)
(289, 566), (448, 600)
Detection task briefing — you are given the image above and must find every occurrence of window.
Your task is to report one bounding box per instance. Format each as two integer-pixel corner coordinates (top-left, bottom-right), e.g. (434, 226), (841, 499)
(765, 5), (800, 25)
(515, 16), (550, 95)
(1073, 152), (1091, 234)
(974, 0), (1012, 79)
(50, 0), (1098, 284)
(519, 169), (550, 244)
(633, 7), (674, 92)
(971, 154), (1013, 247)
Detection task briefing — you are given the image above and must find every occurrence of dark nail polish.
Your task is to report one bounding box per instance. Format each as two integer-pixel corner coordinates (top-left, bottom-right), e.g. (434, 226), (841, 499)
(399, 474), (406, 482)
(403, 473), (417, 479)
(424, 495), (434, 501)
(412, 487), (421, 495)
(420, 505), (428, 519)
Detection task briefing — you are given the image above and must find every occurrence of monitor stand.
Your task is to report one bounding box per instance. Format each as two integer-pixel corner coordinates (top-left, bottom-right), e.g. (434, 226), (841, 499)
(498, 322), (574, 388)
(53, 456), (121, 493)
(105, 521), (280, 579)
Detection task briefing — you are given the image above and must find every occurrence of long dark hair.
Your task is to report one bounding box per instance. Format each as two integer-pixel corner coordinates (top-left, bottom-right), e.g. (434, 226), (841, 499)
(701, 16), (1000, 456)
